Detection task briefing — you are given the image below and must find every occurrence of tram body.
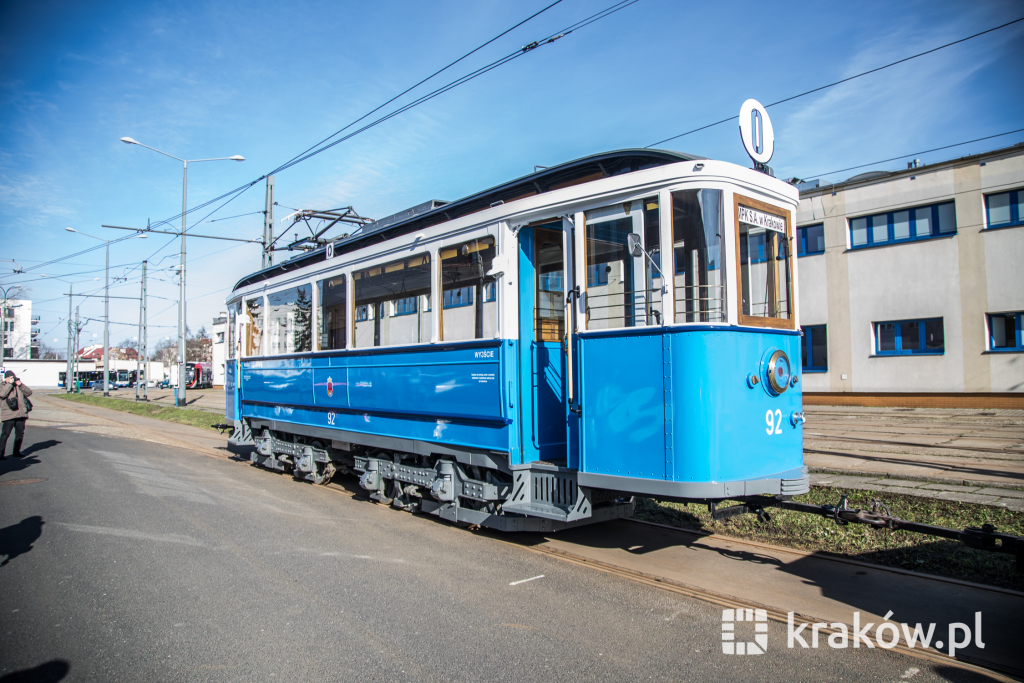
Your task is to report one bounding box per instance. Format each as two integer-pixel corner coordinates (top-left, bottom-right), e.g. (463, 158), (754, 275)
(186, 362), (213, 389)
(225, 149), (808, 531)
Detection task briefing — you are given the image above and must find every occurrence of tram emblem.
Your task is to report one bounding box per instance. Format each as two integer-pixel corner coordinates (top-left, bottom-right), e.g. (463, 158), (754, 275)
(326, 376), (334, 398)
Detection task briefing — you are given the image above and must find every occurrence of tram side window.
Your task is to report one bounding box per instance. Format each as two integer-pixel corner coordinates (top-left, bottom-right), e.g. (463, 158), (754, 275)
(736, 200), (792, 325)
(441, 236), (497, 341)
(227, 301), (238, 360)
(353, 254), (432, 348)
(672, 189), (725, 323)
(535, 225), (564, 341)
(266, 285), (313, 355)
(317, 275), (346, 350)
(244, 296), (264, 356)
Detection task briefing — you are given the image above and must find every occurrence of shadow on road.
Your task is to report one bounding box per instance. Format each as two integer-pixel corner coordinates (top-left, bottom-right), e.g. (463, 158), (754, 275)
(0, 455), (41, 476)
(0, 516), (44, 568)
(19, 439), (61, 457)
(0, 660), (70, 682)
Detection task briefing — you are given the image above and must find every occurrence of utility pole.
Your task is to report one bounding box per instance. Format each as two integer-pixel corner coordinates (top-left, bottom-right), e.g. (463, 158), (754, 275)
(74, 306), (80, 393)
(66, 282), (74, 392)
(136, 261), (148, 401)
(263, 175), (275, 269)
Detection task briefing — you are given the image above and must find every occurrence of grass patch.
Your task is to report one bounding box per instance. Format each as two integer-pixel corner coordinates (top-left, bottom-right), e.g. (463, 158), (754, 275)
(53, 392), (227, 432)
(634, 488), (1024, 590)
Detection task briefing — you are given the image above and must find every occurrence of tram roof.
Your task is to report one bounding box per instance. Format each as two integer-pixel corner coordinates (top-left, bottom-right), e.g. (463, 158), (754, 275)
(231, 148), (702, 294)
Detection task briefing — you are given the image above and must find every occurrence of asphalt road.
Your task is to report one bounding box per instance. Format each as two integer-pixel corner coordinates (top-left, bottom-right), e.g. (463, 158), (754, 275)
(0, 428), (1002, 682)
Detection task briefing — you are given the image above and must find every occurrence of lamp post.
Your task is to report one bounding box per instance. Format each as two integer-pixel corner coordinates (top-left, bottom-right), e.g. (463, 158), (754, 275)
(121, 136), (244, 407)
(65, 228), (146, 396)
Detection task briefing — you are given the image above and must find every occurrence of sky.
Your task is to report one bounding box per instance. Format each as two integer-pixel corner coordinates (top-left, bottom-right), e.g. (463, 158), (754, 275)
(1, 0), (1022, 355)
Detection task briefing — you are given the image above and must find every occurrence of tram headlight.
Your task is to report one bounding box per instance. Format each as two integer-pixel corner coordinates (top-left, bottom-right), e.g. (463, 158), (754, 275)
(764, 349), (791, 395)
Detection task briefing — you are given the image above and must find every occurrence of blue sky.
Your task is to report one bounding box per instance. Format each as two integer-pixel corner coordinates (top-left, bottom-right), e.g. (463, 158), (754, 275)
(1, 0), (1022, 352)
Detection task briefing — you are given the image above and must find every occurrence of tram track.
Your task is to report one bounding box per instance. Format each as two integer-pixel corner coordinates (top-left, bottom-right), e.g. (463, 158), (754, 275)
(804, 432), (1024, 457)
(302, 467), (1020, 680)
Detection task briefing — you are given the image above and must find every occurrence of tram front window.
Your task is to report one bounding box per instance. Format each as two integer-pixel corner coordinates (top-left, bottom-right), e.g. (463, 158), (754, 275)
(441, 236), (497, 341)
(535, 226), (564, 341)
(736, 197), (793, 327)
(353, 254), (432, 348)
(227, 301), (238, 359)
(672, 189), (725, 323)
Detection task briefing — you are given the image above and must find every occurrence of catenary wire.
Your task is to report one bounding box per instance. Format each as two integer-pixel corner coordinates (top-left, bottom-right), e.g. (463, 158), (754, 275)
(645, 16), (1024, 148)
(800, 128), (1024, 179)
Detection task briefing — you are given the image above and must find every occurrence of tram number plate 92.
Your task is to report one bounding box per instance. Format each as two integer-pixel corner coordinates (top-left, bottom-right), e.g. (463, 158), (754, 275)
(765, 409), (783, 435)
(327, 412), (337, 426)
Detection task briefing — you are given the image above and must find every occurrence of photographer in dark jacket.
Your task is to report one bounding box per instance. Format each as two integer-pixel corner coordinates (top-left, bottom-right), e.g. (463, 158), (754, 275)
(0, 370), (33, 459)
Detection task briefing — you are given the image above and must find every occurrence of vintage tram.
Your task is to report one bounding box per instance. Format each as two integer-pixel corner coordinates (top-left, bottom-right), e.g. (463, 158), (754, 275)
(224, 146), (807, 531)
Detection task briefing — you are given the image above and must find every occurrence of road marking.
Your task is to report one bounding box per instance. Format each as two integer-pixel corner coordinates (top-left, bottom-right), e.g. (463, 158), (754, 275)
(901, 668), (920, 679)
(509, 575), (544, 586)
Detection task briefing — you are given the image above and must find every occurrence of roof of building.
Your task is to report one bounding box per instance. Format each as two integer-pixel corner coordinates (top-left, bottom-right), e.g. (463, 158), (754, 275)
(796, 141), (1024, 198)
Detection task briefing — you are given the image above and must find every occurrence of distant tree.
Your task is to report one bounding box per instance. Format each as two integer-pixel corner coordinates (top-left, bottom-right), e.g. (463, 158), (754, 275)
(152, 337), (178, 364)
(117, 337), (139, 351)
(186, 326), (212, 363)
(36, 342), (65, 360)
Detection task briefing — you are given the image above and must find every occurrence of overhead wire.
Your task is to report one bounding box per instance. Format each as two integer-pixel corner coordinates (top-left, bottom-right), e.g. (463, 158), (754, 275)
(800, 128), (1024, 179)
(645, 15), (1024, 148)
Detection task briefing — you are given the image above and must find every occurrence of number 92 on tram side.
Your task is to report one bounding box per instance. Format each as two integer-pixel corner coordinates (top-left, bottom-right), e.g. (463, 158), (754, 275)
(224, 145), (807, 532)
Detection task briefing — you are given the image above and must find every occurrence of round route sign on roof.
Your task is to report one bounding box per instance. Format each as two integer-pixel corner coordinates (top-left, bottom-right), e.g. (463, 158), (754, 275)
(738, 99), (774, 165)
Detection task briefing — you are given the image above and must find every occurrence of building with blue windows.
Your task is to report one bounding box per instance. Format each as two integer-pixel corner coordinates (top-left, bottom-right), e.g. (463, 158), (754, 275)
(793, 142), (1024, 402)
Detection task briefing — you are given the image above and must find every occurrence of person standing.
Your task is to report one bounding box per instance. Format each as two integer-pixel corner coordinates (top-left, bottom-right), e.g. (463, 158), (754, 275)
(0, 370), (32, 459)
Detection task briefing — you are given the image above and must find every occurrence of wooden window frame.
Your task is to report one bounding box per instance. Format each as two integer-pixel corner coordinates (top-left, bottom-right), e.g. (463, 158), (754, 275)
(733, 192), (795, 331)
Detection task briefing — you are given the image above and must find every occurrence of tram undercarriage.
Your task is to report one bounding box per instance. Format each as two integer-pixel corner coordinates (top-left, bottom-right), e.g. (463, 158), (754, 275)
(240, 420), (635, 532)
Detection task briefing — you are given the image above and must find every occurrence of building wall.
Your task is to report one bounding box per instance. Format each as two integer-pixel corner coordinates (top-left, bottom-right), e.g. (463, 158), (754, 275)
(1, 299), (34, 360)
(796, 145), (1024, 396)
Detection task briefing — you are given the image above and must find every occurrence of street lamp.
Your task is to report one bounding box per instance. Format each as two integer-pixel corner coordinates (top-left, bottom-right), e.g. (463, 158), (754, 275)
(121, 136), (244, 407)
(65, 228), (146, 397)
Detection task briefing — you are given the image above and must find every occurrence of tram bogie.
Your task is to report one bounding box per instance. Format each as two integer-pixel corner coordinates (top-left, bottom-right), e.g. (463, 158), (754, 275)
(225, 146), (808, 532)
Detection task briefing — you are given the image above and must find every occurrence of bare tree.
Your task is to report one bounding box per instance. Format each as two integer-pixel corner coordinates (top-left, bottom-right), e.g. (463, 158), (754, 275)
(186, 326), (212, 363)
(36, 342), (65, 360)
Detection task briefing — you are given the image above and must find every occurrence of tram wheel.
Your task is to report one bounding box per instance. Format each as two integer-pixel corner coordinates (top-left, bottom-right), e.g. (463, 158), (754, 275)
(313, 462), (335, 486)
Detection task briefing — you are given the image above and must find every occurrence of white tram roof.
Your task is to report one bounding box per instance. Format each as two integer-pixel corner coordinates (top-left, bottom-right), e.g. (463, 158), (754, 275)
(231, 148), (702, 293)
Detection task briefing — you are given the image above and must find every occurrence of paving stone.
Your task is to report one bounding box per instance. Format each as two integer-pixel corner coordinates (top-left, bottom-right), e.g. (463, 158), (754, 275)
(809, 473), (840, 485)
(872, 486), (940, 498)
(867, 479), (931, 488)
(921, 483), (981, 493)
(1000, 499), (1024, 512)
(975, 488), (1024, 499)
(931, 491), (1000, 505)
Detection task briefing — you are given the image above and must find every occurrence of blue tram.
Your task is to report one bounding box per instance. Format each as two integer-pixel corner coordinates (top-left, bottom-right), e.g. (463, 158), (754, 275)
(225, 147), (807, 531)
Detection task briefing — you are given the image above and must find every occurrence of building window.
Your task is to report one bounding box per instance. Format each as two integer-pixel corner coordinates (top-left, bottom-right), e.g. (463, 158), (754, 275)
(988, 312), (1023, 351)
(802, 325), (828, 372)
(442, 286), (474, 309)
(355, 305), (369, 322)
(985, 190), (1024, 229)
(849, 201), (956, 249)
(875, 318), (944, 355)
(797, 223), (825, 256)
(393, 296), (418, 317)
(586, 264), (609, 286)
(483, 281), (496, 302)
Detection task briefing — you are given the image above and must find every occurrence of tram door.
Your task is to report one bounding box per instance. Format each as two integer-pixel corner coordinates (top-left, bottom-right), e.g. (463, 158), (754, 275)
(517, 222), (568, 464)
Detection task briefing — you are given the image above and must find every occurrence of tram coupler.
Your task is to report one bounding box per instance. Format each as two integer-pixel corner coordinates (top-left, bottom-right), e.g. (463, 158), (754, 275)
(775, 494), (1024, 573)
(709, 500), (772, 523)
